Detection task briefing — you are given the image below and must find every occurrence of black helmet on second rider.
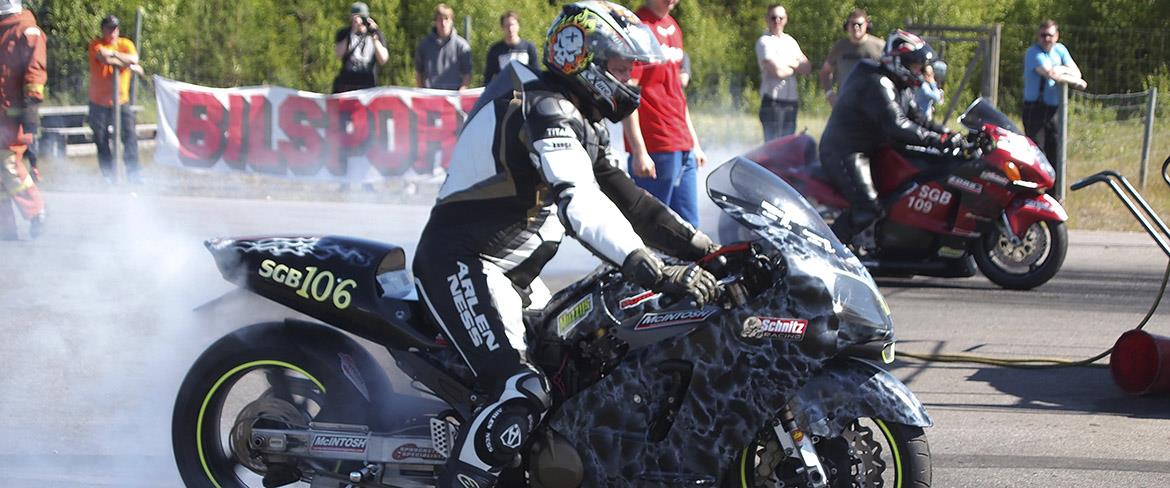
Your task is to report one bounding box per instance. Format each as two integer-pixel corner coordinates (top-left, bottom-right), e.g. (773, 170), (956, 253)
(544, 1), (665, 122)
(881, 29), (934, 87)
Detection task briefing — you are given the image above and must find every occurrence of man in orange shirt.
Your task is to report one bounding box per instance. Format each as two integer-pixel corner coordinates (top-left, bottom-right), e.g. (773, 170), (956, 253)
(0, 0), (47, 239)
(88, 14), (143, 184)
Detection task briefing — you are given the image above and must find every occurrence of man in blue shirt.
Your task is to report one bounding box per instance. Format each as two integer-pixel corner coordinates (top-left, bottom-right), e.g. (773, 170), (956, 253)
(1022, 20), (1086, 159)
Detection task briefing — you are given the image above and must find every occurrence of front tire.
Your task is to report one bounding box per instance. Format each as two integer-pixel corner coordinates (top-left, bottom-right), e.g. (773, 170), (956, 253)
(973, 219), (1067, 290)
(726, 418), (931, 488)
(172, 321), (391, 488)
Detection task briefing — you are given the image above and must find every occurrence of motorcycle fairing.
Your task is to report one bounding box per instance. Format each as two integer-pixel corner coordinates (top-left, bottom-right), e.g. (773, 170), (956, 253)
(205, 235), (441, 351)
(547, 268), (839, 487)
(788, 356), (932, 438)
(1004, 193), (1069, 237)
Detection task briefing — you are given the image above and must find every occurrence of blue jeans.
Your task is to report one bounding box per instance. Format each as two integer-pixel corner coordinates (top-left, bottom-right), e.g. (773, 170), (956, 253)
(629, 150), (699, 227)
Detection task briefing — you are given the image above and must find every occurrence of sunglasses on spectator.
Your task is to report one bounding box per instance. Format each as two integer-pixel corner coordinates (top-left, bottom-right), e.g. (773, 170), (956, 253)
(849, 21), (866, 27)
(1039, 32), (1056, 38)
(768, 15), (785, 20)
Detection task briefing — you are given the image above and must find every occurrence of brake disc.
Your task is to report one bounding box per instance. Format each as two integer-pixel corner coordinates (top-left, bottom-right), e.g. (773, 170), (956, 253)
(995, 223), (1048, 267)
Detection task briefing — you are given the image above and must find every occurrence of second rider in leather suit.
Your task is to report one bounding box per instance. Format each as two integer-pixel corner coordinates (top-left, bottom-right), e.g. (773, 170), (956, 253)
(819, 29), (967, 242)
(412, 3), (719, 487)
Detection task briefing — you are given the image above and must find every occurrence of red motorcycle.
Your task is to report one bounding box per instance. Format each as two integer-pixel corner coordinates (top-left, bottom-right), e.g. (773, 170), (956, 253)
(722, 98), (1068, 289)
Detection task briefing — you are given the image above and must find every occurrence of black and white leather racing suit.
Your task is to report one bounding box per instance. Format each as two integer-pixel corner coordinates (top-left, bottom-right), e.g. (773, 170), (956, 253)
(412, 63), (711, 488)
(819, 59), (951, 241)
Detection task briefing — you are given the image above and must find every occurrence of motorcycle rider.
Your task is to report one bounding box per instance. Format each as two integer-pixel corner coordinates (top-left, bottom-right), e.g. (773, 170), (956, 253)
(0, 0), (47, 239)
(819, 29), (968, 242)
(412, 2), (719, 487)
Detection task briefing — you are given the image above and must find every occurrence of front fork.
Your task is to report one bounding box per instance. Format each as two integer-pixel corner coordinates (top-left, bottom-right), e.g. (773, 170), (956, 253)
(774, 406), (830, 488)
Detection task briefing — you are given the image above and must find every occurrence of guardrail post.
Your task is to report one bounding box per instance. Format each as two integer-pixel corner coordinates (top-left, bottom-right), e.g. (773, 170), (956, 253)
(113, 66), (121, 182)
(1140, 88), (1157, 188)
(1056, 83), (1069, 200)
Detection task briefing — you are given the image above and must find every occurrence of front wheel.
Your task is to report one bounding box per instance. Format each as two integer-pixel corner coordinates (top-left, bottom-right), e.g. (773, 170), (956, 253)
(973, 219), (1067, 290)
(726, 418), (931, 488)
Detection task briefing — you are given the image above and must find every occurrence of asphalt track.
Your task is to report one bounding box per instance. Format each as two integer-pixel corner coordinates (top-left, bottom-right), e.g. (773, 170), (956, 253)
(1, 188), (1169, 487)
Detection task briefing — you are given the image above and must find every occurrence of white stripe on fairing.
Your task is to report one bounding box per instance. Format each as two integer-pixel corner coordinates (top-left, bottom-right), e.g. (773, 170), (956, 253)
(415, 278), (477, 378)
(438, 106), (500, 200)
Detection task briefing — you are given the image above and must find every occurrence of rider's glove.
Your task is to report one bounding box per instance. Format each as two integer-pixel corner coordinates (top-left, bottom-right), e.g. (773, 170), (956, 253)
(688, 230), (721, 258)
(932, 131), (971, 155)
(622, 248), (720, 307)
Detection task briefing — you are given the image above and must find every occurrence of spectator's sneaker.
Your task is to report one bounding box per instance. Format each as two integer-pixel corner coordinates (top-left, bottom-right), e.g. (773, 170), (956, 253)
(29, 214), (46, 239)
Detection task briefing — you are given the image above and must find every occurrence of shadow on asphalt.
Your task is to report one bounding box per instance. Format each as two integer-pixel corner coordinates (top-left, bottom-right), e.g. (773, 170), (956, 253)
(903, 359), (1170, 419)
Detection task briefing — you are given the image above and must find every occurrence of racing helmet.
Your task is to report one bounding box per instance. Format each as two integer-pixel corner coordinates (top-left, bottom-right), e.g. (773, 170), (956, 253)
(881, 29), (935, 87)
(544, 1), (665, 122)
(0, 0), (22, 16)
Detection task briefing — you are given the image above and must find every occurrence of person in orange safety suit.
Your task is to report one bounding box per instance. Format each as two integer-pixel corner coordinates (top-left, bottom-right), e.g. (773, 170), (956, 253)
(0, 0), (46, 240)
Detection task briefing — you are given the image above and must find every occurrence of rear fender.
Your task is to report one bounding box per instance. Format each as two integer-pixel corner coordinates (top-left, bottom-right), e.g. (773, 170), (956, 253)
(1005, 193), (1068, 237)
(216, 319), (402, 428)
(788, 357), (932, 437)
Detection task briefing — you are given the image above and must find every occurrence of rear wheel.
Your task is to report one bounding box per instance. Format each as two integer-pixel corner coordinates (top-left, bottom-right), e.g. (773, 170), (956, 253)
(172, 322), (388, 488)
(726, 418), (931, 488)
(973, 219), (1066, 290)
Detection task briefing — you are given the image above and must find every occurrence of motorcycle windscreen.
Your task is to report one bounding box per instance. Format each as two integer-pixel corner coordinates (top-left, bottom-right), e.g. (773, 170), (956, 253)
(707, 157), (850, 259)
(958, 97), (1022, 134)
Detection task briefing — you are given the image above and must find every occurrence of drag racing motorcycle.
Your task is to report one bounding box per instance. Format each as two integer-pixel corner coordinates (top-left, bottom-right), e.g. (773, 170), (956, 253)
(722, 98), (1068, 290)
(172, 158), (932, 488)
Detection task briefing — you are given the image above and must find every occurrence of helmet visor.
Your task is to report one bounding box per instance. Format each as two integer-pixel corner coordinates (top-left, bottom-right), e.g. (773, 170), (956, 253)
(614, 23), (666, 64)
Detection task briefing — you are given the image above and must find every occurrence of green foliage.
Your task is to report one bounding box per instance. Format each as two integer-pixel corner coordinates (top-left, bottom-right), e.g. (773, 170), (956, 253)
(24, 0), (1170, 120)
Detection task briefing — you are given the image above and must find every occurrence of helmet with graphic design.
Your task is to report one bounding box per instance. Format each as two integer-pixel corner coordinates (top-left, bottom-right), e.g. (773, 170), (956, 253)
(881, 29), (935, 87)
(0, 0), (22, 16)
(543, 1), (665, 122)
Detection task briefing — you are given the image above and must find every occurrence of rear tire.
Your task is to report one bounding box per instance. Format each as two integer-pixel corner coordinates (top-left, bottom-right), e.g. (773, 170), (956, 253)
(172, 321), (392, 488)
(725, 418), (930, 488)
(973, 219), (1066, 290)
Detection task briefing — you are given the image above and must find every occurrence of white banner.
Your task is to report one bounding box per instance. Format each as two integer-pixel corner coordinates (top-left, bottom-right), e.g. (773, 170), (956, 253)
(153, 76), (483, 181)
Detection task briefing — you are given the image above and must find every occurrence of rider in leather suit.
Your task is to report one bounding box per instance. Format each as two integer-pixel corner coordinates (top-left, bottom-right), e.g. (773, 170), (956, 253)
(819, 29), (966, 242)
(412, 3), (719, 487)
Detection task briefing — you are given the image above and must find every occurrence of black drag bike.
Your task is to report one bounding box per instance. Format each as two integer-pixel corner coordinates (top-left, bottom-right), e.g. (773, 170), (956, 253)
(172, 158), (932, 488)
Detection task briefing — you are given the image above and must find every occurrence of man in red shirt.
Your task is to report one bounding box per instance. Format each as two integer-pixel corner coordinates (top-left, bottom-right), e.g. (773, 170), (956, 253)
(0, 0), (46, 239)
(622, 0), (705, 227)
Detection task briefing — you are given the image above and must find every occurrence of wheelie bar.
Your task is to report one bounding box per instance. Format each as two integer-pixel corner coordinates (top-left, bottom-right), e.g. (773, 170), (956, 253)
(1071, 156), (1170, 257)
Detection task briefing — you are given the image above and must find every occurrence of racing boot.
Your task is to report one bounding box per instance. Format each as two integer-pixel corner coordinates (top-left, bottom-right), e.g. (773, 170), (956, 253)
(826, 153), (883, 243)
(436, 372), (549, 488)
(28, 212), (45, 239)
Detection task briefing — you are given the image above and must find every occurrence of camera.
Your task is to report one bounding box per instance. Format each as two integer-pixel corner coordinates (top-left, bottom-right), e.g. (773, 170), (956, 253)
(361, 15), (371, 27)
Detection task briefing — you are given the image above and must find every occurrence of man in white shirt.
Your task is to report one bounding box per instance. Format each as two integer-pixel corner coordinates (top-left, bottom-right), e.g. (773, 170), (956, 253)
(755, 4), (810, 141)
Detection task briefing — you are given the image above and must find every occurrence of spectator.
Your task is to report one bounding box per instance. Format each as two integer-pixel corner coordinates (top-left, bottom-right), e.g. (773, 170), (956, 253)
(88, 14), (143, 184)
(755, 4), (810, 141)
(332, 2), (388, 94)
(819, 8), (883, 107)
(414, 3), (471, 90)
(0, 0), (46, 239)
(914, 63), (943, 120)
(623, 0), (706, 228)
(1023, 19), (1086, 160)
(679, 51), (691, 88)
(482, 11), (539, 85)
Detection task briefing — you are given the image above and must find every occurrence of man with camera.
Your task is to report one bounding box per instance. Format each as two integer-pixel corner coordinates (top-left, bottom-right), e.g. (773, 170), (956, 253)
(332, 2), (388, 94)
